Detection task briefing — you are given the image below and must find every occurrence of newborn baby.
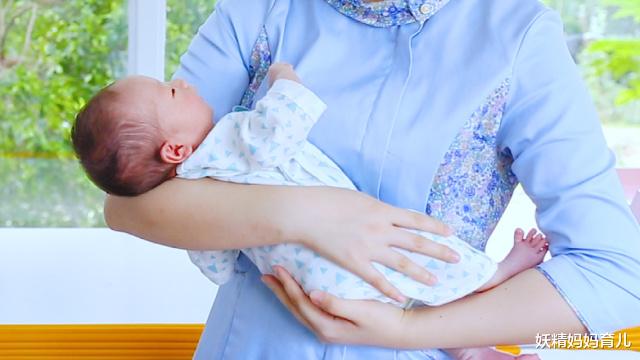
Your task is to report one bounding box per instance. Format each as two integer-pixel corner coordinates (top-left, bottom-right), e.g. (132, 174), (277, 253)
(72, 63), (549, 308)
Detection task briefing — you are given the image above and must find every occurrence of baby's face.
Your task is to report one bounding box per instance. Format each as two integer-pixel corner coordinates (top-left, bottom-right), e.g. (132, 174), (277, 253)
(112, 76), (214, 149)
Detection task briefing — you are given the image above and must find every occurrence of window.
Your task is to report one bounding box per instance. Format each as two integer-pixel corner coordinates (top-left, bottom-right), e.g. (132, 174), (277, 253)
(0, 0), (127, 227)
(0, 0), (215, 227)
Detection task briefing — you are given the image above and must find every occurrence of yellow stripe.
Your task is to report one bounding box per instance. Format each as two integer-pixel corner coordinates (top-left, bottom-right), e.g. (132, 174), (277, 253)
(0, 358), (169, 360)
(498, 326), (640, 353)
(0, 324), (203, 359)
(495, 345), (521, 355)
(0, 324), (637, 358)
(0, 342), (197, 349)
(0, 350), (194, 356)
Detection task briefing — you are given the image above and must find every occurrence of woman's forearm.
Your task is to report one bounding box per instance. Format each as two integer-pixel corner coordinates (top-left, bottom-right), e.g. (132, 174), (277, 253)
(104, 177), (296, 250)
(404, 268), (586, 349)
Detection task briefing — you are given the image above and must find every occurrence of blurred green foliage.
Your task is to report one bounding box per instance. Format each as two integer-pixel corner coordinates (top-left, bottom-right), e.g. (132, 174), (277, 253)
(0, 0), (215, 227)
(0, 0), (126, 155)
(0, 0), (216, 155)
(587, 0), (640, 105)
(0, 157), (106, 226)
(166, 0), (217, 81)
(541, 0), (640, 122)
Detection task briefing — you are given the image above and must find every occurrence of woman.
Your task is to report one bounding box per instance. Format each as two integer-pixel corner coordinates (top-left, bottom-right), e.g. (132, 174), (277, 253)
(105, 0), (640, 358)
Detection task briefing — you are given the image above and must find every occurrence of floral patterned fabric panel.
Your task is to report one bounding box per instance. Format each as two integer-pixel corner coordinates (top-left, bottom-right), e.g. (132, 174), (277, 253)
(239, 26), (272, 110)
(325, 0), (450, 27)
(426, 79), (518, 251)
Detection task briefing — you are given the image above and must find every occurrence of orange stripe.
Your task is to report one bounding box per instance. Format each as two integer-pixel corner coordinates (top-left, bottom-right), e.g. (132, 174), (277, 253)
(0, 323), (637, 358)
(0, 350), (194, 356)
(0, 342), (197, 349)
(498, 326), (640, 352)
(494, 345), (521, 355)
(0, 324), (203, 359)
(0, 357), (168, 360)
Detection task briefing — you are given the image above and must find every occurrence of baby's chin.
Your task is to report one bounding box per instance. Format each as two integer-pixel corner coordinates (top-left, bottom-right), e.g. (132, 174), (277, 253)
(193, 126), (213, 150)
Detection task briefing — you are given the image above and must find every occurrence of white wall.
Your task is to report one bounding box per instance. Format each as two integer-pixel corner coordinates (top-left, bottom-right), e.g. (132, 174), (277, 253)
(0, 228), (216, 324)
(0, 187), (538, 325)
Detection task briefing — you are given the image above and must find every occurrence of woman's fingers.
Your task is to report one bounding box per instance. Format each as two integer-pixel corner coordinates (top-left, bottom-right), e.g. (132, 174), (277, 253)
(390, 206), (452, 236)
(261, 274), (314, 330)
(263, 265), (410, 347)
(374, 250), (437, 286)
(268, 267), (354, 340)
(309, 290), (370, 321)
(390, 231), (460, 264)
(355, 262), (406, 303)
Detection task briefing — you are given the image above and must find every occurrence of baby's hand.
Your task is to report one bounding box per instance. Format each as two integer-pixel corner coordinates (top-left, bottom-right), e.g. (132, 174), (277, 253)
(268, 62), (301, 87)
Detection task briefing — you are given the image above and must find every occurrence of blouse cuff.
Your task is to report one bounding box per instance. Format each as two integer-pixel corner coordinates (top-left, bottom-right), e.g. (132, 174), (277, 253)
(536, 257), (597, 335)
(269, 79), (327, 121)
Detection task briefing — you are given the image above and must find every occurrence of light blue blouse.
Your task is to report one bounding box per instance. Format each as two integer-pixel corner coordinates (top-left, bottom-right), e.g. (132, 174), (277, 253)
(173, 0), (640, 358)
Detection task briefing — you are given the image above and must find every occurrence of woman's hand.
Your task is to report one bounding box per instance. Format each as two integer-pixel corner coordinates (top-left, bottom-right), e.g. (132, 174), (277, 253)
(262, 266), (416, 348)
(106, 180), (458, 303)
(267, 62), (301, 86)
(282, 187), (459, 302)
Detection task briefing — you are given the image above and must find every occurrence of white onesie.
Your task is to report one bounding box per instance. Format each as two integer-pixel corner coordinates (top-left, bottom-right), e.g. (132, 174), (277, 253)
(177, 79), (497, 306)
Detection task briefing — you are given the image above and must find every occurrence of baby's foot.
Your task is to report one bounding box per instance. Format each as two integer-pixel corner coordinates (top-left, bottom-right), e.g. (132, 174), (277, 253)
(478, 228), (548, 291)
(447, 347), (541, 360)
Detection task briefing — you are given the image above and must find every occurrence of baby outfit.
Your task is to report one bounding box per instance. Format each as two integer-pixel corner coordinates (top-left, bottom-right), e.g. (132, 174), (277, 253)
(177, 79), (497, 306)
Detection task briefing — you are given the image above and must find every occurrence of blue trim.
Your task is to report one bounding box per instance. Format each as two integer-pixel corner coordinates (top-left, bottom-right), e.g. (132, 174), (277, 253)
(536, 266), (596, 336)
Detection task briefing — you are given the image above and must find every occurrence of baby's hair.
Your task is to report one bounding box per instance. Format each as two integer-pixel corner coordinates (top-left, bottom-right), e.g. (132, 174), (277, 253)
(71, 83), (174, 196)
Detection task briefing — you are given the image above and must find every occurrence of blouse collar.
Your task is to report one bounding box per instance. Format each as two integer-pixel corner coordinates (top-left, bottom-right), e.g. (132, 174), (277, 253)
(325, 0), (450, 27)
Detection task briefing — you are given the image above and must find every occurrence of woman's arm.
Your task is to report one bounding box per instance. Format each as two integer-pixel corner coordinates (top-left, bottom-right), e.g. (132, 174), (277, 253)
(262, 9), (640, 347)
(263, 266), (584, 349)
(105, 179), (294, 250)
(105, 181), (458, 302)
(498, 9), (640, 335)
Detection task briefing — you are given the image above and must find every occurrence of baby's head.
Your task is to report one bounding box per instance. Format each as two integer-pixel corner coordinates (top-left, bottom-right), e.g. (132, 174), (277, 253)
(72, 75), (213, 196)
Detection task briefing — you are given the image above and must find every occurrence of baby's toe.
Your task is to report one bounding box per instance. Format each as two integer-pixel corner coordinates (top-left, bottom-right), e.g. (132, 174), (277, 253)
(525, 229), (537, 243)
(539, 240), (550, 254)
(513, 228), (525, 243)
(534, 235), (549, 252)
(530, 234), (544, 248)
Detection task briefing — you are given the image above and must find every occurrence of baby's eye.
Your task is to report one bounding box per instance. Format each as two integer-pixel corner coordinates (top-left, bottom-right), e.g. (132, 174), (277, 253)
(171, 88), (176, 97)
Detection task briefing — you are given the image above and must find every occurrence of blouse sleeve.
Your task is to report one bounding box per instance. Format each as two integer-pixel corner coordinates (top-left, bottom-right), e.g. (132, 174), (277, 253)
(171, 0), (270, 120)
(498, 10), (640, 334)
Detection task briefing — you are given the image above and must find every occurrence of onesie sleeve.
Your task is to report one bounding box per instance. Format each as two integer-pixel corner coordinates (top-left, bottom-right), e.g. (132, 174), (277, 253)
(178, 79), (327, 177)
(228, 79), (327, 169)
(498, 10), (640, 334)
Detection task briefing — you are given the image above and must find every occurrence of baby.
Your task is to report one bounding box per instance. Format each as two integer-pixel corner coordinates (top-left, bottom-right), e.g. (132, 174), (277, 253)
(73, 63), (548, 358)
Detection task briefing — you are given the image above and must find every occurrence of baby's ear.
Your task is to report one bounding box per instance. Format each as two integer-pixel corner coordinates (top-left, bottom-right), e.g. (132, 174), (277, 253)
(160, 142), (193, 164)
